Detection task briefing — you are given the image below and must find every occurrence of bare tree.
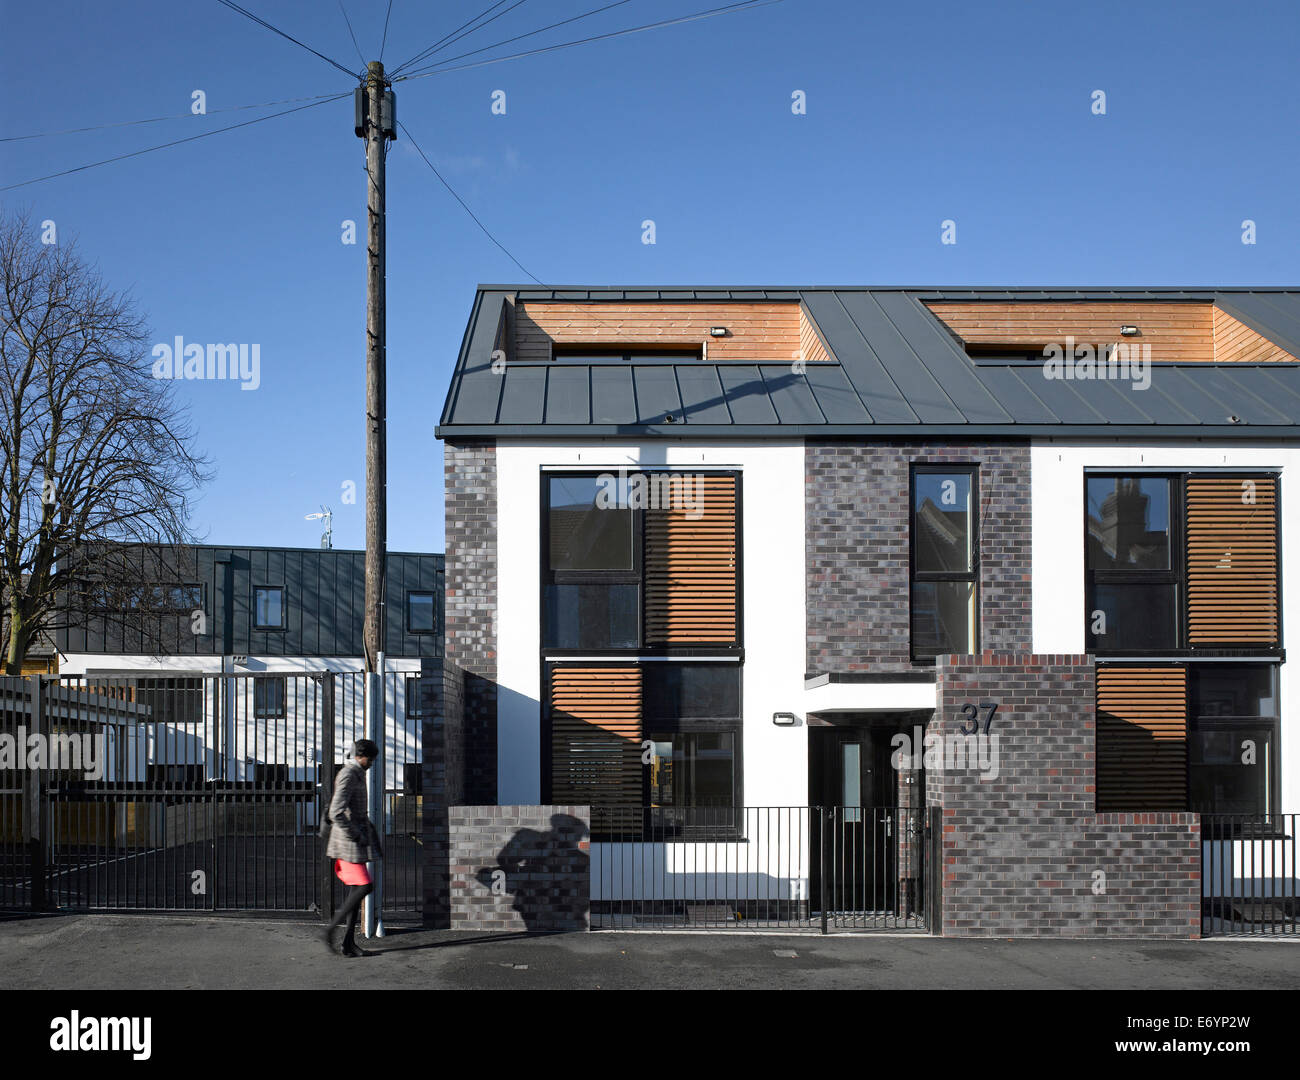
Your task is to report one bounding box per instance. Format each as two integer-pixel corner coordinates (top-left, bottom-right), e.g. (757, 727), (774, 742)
(0, 210), (210, 674)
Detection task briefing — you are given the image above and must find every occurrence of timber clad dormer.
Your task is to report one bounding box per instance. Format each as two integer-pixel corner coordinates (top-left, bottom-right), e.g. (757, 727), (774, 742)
(926, 300), (1298, 364)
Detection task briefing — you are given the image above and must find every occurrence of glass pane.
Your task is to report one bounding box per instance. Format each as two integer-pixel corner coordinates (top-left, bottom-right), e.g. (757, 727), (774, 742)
(1189, 664), (1279, 718)
(255, 588), (282, 627)
(1189, 721), (1275, 815)
(1086, 476), (1171, 569)
(648, 738), (675, 806)
(1087, 583), (1177, 650)
(407, 592), (435, 632)
(843, 743), (862, 822)
(641, 663), (741, 720)
(646, 732), (735, 809)
(911, 581), (975, 655)
(548, 476), (633, 571)
(692, 732), (735, 809)
(543, 583), (638, 649)
(913, 472), (972, 572)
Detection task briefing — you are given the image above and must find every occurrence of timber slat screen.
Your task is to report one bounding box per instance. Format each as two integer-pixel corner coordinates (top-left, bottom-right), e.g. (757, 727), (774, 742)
(548, 666), (643, 836)
(1185, 476), (1279, 644)
(1095, 666), (1188, 812)
(643, 473), (738, 645)
(589, 806), (929, 933)
(0, 673), (421, 921)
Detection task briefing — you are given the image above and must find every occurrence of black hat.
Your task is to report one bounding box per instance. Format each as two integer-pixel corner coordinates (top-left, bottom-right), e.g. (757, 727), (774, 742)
(354, 739), (379, 759)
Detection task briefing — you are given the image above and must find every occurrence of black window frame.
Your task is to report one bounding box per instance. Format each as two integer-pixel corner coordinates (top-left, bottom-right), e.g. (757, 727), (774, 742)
(909, 463), (980, 661)
(253, 675), (287, 720)
(253, 585), (285, 631)
(405, 591), (438, 635)
(405, 674), (427, 719)
(1082, 471), (1282, 656)
(1187, 662), (1282, 819)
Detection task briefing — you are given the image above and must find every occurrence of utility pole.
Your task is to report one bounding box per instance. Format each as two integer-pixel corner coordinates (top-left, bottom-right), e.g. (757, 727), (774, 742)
(356, 60), (395, 939)
(359, 60), (391, 676)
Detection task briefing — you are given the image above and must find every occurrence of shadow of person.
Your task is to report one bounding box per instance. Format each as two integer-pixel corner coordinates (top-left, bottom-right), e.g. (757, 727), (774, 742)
(475, 814), (591, 932)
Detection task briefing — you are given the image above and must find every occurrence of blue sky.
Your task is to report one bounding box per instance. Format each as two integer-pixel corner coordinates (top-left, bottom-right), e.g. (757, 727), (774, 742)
(2, 0), (1296, 553)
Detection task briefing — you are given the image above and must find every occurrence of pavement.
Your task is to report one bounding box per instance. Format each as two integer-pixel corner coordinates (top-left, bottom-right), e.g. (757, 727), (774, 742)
(1, 913), (1298, 990)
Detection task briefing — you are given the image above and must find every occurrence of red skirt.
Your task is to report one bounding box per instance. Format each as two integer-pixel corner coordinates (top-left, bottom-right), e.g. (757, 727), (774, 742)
(335, 859), (372, 886)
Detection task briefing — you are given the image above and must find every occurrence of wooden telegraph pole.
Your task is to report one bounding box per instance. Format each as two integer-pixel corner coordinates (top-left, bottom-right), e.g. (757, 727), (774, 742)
(356, 60), (394, 938)
(358, 60), (392, 674)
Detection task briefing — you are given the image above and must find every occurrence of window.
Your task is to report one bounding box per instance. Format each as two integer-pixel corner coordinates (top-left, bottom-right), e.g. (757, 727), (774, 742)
(406, 591), (437, 634)
(1084, 473), (1280, 653)
(254, 587), (284, 630)
(406, 675), (427, 719)
(1086, 476), (1179, 650)
(1188, 664), (1280, 816)
(253, 676), (286, 719)
(541, 471), (739, 651)
(136, 677), (204, 725)
(911, 467), (977, 658)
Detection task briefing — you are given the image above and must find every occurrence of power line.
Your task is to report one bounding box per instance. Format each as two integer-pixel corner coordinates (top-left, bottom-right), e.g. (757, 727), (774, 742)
(402, 0), (635, 76)
(394, 0), (786, 81)
(380, 0), (395, 61)
(338, 0), (367, 68)
(214, 0), (361, 79)
(389, 0), (514, 75)
(398, 119), (546, 286)
(406, 0), (535, 69)
(1, 91), (348, 143)
(1, 94), (349, 193)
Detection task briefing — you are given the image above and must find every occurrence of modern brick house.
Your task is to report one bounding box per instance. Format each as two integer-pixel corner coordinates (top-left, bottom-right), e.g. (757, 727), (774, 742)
(432, 286), (1300, 936)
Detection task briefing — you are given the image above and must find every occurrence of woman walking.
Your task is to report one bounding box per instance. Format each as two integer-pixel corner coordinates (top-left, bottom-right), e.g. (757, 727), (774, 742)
(321, 738), (383, 957)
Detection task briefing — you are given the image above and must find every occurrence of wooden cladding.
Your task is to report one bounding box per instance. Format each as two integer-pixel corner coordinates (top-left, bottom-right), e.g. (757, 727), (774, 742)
(1212, 307), (1296, 363)
(548, 666), (643, 816)
(513, 301), (834, 365)
(644, 474), (738, 645)
(1096, 666), (1188, 812)
(926, 300), (1296, 363)
(1185, 477), (1279, 644)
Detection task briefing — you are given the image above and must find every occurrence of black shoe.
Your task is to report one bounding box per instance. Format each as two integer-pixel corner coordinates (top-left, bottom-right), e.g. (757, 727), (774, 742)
(341, 938), (366, 958)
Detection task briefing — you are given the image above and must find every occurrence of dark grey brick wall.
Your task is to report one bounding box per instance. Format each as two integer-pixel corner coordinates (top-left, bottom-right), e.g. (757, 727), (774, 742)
(428, 806), (591, 932)
(805, 440), (1032, 674)
(930, 654), (1200, 938)
(444, 440), (498, 803)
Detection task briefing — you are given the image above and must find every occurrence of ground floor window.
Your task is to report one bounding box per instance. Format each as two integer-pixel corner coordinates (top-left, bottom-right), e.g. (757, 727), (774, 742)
(1188, 664), (1280, 817)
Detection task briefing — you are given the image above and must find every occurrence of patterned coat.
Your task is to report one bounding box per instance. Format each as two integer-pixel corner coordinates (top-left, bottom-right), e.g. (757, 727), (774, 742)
(324, 761), (380, 863)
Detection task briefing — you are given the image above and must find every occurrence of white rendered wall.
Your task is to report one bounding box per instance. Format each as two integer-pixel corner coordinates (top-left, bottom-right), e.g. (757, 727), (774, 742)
(1031, 439), (1299, 812)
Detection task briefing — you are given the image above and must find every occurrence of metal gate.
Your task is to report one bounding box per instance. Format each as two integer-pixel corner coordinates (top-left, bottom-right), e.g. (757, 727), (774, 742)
(1202, 813), (1297, 936)
(589, 805), (934, 932)
(0, 673), (422, 923)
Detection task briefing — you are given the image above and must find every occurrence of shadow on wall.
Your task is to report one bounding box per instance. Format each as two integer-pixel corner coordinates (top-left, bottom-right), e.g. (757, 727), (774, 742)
(475, 814), (590, 932)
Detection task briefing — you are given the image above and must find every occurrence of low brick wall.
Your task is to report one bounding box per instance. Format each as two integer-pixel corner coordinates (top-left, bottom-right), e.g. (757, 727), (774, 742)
(931, 654), (1201, 938)
(427, 806), (591, 931)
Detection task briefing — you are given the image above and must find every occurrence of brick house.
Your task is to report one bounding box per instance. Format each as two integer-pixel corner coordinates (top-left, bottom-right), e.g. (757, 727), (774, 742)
(433, 286), (1300, 936)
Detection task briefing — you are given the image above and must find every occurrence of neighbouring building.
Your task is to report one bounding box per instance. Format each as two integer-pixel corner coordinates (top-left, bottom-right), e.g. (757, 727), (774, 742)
(431, 285), (1299, 936)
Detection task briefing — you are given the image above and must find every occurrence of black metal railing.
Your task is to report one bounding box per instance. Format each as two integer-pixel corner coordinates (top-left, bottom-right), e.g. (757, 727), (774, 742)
(1202, 813), (1297, 936)
(589, 806), (930, 932)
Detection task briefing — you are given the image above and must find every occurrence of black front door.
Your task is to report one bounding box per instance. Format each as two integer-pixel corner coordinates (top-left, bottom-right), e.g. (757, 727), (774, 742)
(809, 723), (909, 913)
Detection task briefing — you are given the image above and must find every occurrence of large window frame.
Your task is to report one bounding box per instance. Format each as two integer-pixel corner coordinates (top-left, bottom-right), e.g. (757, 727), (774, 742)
(909, 464), (980, 661)
(539, 470), (742, 657)
(1082, 470), (1282, 656)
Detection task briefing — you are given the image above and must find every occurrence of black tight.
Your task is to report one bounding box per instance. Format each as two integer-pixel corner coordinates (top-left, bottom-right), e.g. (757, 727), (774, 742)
(329, 882), (374, 950)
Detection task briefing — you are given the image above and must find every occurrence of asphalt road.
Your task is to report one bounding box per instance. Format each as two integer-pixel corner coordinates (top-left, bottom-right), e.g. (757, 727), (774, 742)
(1, 913), (1297, 990)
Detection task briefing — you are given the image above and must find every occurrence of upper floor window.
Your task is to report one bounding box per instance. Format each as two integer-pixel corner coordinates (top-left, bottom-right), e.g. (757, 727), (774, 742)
(1085, 472), (1279, 653)
(910, 466), (977, 658)
(542, 471), (739, 652)
(254, 586), (284, 630)
(406, 591), (437, 634)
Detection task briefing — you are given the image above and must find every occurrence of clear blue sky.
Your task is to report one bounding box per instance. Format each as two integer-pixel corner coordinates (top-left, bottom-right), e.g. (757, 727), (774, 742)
(2, 0), (1297, 553)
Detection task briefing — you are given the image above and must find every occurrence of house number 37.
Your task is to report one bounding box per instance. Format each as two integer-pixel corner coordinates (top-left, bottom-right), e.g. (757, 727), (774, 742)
(957, 702), (998, 735)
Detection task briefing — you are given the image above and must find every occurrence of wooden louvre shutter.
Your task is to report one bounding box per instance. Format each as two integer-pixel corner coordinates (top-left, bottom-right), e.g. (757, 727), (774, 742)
(1095, 666), (1187, 812)
(549, 665), (642, 834)
(644, 473), (738, 645)
(1185, 476), (1279, 644)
